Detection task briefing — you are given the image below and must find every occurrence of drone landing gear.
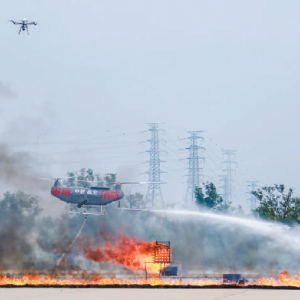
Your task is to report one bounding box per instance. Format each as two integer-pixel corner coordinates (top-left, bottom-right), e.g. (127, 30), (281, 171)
(18, 27), (21, 35)
(26, 27), (29, 35)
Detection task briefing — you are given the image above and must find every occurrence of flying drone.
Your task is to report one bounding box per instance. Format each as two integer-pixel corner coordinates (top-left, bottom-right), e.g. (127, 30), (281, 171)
(9, 18), (37, 35)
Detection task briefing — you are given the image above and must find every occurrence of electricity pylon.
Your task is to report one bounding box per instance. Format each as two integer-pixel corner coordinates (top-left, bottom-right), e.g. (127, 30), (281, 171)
(185, 131), (205, 208)
(220, 150), (237, 205)
(247, 181), (259, 210)
(144, 123), (165, 208)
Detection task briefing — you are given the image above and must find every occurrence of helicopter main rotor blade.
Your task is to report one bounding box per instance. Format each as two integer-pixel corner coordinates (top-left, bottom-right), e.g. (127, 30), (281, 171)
(76, 179), (103, 183)
(39, 176), (76, 181)
(114, 181), (166, 185)
(38, 178), (103, 183)
(39, 178), (165, 185)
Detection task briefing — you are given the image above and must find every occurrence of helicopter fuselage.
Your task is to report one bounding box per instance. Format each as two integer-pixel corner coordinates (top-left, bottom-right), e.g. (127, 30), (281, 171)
(51, 185), (124, 206)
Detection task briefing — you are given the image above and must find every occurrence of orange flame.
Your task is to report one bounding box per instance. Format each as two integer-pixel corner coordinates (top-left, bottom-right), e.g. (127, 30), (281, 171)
(83, 231), (169, 274)
(1, 271), (300, 287)
(0, 274), (216, 287)
(255, 271), (300, 287)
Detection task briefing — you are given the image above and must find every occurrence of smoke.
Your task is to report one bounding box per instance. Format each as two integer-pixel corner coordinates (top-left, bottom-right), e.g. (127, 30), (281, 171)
(0, 191), (87, 272)
(56, 218), (87, 267)
(144, 210), (300, 274)
(0, 144), (54, 219)
(79, 209), (300, 275)
(0, 114), (63, 216)
(0, 144), (46, 192)
(0, 191), (49, 270)
(1, 196), (300, 275)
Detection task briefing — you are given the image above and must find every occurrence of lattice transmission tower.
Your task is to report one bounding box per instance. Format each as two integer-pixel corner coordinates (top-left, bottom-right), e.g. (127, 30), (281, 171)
(144, 123), (165, 208)
(185, 131), (205, 208)
(220, 150), (237, 205)
(247, 181), (259, 210)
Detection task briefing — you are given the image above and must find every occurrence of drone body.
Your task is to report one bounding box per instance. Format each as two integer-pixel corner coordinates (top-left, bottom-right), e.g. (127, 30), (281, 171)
(10, 18), (37, 35)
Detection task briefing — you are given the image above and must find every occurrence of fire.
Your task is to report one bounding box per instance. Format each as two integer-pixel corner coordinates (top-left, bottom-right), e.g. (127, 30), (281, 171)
(0, 274), (216, 287)
(83, 230), (170, 274)
(1, 271), (300, 287)
(255, 271), (300, 287)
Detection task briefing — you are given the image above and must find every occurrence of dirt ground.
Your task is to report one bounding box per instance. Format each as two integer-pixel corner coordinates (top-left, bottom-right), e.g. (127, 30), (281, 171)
(1, 288), (300, 300)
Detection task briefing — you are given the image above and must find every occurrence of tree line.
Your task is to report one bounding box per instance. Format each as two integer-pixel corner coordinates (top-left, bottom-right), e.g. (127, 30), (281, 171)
(64, 167), (300, 224)
(195, 181), (300, 225)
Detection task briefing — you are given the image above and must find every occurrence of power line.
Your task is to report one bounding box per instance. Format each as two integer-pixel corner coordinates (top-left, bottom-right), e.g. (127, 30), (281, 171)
(3, 132), (141, 145)
(185, 131), (205, 208)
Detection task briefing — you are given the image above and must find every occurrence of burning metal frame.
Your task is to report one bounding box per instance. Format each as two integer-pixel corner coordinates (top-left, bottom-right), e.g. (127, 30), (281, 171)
(144, 241), (181, 280)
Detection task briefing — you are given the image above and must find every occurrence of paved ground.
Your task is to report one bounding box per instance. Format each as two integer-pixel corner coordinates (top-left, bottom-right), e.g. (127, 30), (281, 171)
(1, 289), (300, 300)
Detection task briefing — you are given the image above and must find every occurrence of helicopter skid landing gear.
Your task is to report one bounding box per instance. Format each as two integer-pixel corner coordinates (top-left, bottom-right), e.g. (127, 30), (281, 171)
(68, 204), (105, 217)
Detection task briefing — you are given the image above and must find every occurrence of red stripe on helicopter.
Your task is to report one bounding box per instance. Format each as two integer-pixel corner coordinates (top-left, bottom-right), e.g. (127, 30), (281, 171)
(100, 191), (120, 200)
(62, 188), (71, 197)
(52, 187), (71, 197)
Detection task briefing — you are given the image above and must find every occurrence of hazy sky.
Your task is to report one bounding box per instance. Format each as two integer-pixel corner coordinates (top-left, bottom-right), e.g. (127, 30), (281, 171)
(1, 0), (300, 209)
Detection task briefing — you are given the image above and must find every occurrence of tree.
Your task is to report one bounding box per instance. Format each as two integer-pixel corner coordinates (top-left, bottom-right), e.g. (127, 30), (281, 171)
(0, 191), (42, 269)
(75, 168), (91, 187)
(63, 169), (113, 187)
(0, 191), (42, 217)
(253, 184), (300, 224)
(125, 193), (145, 209)
(195, 182), (225, 210)
(64, 171), (76, 187)
(104, 173), (117, 187)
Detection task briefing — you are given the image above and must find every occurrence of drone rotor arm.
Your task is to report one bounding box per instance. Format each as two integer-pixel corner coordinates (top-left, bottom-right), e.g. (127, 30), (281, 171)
(9, 20), (22, 25)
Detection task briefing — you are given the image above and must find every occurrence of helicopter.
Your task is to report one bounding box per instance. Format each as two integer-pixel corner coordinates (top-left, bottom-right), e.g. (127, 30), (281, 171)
(9, 18), (37, 35)
(42, 177), (159, 216)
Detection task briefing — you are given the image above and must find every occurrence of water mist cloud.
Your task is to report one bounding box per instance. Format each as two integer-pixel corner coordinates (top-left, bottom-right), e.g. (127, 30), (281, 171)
(148, 209), (300, 273)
